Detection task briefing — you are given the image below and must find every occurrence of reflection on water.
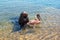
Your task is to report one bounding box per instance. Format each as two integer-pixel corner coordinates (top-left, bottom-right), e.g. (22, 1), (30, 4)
(10, 17), (20, 32)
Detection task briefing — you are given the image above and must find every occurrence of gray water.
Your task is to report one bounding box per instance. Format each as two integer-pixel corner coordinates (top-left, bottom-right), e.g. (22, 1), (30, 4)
(0, 0), (60, 32)
(0, 0), (60, 21)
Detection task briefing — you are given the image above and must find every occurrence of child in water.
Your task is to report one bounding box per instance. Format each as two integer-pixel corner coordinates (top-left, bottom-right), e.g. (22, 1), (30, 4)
(27, 14), (40, 25)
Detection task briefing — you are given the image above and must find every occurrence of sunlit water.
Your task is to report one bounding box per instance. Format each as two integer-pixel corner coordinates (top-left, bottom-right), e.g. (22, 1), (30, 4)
(0, 0), (60, 32)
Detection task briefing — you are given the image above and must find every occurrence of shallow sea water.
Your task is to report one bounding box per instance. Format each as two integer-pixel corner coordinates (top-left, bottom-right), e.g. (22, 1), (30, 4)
(0, 0), (60, 40)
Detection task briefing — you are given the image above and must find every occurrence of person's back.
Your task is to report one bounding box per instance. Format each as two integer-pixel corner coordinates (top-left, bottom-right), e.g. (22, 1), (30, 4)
(27, 14), (41, 25)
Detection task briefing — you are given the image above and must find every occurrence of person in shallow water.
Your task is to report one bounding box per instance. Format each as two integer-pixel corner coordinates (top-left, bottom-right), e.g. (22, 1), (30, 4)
(27, 14), (40, 25)
(18, 11), (29, 30)
(18, 11), (41, 29)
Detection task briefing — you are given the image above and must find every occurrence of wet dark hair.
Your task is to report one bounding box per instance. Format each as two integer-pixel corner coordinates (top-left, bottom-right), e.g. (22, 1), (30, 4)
(36, 14), (40, 21)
